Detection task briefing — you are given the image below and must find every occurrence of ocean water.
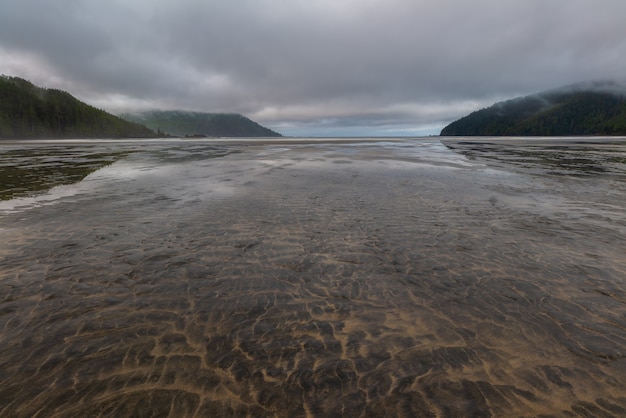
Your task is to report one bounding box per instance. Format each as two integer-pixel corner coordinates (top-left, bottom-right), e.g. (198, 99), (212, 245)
(1, 137), (625, 417)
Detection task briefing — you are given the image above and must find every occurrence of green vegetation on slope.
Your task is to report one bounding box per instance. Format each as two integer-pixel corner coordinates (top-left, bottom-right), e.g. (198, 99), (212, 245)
(0, 76), (156, 139)
(121, 110), (282, 138)
(441, 88), (626, 136)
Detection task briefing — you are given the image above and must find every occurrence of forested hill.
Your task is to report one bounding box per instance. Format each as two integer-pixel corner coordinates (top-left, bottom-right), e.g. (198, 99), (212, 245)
(440, 84), (626, 136)
(120, 111), (282, 138)
(0, 76), (156, 139)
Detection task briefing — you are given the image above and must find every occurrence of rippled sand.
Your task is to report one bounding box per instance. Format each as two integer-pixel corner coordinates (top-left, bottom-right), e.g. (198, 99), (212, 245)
(1, 138), (625, 417)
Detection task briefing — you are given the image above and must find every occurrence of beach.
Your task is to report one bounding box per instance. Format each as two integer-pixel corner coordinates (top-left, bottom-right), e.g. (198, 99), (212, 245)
(1, 137), (625, 417)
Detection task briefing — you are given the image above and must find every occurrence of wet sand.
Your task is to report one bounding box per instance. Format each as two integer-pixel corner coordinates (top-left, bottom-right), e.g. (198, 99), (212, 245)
(1, 138), (625, 417)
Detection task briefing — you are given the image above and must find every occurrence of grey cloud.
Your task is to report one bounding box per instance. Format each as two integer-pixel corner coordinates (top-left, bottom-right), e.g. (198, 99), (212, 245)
(1, 0), (626, 135)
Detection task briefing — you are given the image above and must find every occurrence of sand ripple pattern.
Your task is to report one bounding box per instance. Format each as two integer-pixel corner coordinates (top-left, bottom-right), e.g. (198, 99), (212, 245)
(1, 139), (625, 417)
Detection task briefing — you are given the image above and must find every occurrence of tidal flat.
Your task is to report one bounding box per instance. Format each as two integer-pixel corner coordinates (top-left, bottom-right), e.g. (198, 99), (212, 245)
(1, 137), (625, 417)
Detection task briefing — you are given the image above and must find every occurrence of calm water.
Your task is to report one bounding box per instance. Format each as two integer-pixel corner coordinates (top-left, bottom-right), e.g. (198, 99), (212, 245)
(1, 137), (625, 417)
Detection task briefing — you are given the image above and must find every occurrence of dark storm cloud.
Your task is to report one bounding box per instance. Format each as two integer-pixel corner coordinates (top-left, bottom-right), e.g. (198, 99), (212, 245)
(1, 0), (626, 135)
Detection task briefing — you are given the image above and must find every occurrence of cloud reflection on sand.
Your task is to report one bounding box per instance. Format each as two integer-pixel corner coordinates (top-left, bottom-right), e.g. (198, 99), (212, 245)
(0, 138), (625, 417)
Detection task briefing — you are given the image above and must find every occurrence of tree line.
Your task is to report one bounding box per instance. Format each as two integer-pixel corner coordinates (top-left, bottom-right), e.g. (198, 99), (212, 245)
(441, 90), (626, 136)
(0, 76), (155, 139)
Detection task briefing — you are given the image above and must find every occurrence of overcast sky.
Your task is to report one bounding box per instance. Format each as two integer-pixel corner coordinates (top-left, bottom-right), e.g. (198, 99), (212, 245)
(1, 0), (626, 136)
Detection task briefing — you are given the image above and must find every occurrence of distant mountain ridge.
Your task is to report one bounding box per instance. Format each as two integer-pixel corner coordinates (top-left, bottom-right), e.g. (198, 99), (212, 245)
(0, 76), (156, 139)
(121, 110), (282, 138)
(440, 81), (626, 136)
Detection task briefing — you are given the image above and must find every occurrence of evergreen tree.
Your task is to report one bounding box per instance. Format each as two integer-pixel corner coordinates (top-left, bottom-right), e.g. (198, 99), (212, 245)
(0, 76), (156, 139)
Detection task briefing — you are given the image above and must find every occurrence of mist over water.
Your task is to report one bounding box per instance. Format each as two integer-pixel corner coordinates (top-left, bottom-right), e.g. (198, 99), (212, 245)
(1, 138), (625, 417)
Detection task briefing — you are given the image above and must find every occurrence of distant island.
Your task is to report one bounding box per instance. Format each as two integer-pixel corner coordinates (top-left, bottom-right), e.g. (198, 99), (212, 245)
(0, 76), (156, 139)
(440, 81), (626, 136)
(120, 110), (282, 138)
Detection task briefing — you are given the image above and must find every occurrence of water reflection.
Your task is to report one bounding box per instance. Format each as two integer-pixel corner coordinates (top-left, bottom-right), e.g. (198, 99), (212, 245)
(0, 141), (240, 202)
(442, 137), (626, 177)
(0, 147), (130, 200)
(0, 138), (625, 417)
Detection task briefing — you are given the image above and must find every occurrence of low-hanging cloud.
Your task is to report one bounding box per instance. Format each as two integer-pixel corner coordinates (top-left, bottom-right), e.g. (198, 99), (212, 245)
(1, 0), (626, 136)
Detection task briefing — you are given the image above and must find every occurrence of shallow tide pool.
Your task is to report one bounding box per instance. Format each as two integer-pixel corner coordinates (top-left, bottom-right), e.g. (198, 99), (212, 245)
(1, 137), (625, 417)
